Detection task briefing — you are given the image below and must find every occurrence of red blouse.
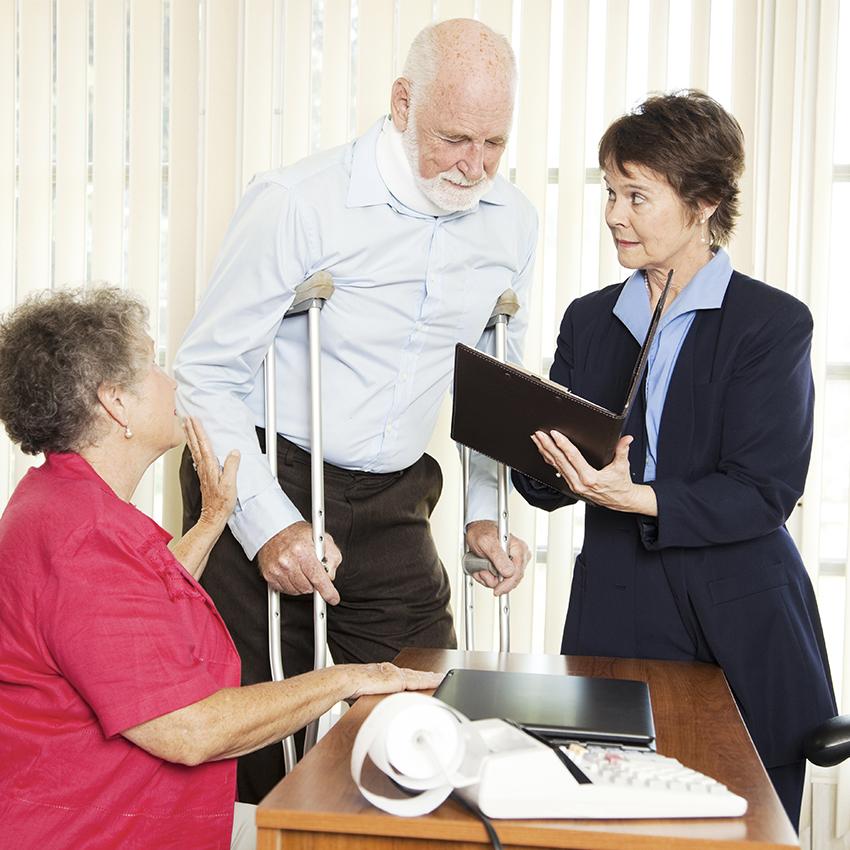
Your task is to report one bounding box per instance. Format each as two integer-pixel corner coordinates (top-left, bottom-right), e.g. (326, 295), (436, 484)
(0, 453), (241, 848)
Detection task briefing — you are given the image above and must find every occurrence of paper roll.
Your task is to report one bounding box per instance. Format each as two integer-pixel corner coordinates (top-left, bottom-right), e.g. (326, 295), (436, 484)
(350, 692), (479, 817)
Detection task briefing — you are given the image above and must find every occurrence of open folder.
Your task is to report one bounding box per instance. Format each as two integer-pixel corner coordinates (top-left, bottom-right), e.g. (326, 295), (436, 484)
(451, 271), (672, 492)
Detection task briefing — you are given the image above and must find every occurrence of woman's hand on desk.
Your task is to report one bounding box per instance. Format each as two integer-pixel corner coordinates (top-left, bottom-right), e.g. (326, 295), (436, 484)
(123, 663), (445, 765)
(345, 662), (445, 700)
(532, 430), (658, 517)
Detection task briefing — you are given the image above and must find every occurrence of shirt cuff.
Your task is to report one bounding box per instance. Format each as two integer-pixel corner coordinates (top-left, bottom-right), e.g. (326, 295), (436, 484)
(465, 452), (499, 526)
(229, 481), (305, 560)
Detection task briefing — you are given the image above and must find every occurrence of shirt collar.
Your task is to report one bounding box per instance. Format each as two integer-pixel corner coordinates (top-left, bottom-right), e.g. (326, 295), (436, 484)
(45, 451), (117, 494)
(480, 175), (509, 206)
(346, 116), (509, 213)
(347, 119), (393, 209)
(613, 248), (733, 343)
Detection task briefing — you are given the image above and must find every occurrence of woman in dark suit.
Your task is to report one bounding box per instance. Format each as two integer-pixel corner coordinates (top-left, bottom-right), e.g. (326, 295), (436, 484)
(513, 90), (835, 827)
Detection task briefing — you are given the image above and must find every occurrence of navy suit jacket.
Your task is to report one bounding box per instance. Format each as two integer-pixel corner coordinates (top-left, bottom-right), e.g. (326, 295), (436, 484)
(513, 270), (836, 768)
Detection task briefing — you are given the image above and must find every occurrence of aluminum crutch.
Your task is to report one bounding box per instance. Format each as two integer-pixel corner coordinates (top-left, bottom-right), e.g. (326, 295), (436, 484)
(460, 289), (519, 653)
(266, 271), (335, 769)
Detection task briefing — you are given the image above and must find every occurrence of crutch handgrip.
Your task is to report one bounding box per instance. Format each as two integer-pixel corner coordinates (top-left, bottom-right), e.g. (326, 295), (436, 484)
(462, 552), (501, 578)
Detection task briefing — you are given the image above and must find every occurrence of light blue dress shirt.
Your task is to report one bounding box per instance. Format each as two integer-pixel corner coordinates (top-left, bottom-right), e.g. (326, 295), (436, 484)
(612, 248), (733, 482)
(175, 119), (538, 559)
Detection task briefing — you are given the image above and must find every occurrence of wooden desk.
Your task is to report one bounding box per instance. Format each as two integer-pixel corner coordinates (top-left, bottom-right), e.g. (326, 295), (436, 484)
(257, 649), (798, 849)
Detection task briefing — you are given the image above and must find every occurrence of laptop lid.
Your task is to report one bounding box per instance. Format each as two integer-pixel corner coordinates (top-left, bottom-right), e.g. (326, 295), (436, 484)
(433, 668), (656, 747)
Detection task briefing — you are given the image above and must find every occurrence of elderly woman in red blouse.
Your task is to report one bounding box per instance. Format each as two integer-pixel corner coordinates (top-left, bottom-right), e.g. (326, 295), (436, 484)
(0, 287), (440, 850)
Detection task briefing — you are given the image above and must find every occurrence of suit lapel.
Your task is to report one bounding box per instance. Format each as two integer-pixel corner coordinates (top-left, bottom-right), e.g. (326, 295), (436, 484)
(624, 380), (647, 483)
(655, 309), (722, 479)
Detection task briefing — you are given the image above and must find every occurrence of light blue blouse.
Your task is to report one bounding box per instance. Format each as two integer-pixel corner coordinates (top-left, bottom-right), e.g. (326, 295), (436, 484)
(612, 248), (733, 482)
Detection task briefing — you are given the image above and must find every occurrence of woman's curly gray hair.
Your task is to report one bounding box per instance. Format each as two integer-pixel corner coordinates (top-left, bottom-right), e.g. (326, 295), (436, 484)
(0, 286), (150, 455)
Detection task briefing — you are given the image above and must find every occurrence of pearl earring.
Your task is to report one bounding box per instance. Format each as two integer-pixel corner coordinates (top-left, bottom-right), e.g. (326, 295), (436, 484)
(700, 216), (709, 245)
(124, 425), (133, 439)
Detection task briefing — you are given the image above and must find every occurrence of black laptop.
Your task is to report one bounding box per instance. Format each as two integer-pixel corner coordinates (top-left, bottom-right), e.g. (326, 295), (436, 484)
(433, 668), (656, 747)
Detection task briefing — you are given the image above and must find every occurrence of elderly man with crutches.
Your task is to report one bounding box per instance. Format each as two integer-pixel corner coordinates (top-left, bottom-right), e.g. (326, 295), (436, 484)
(175, 18), (536, 804)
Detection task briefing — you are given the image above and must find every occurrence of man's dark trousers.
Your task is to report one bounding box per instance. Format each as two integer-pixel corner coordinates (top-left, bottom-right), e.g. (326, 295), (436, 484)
(180, 431), (457, 803)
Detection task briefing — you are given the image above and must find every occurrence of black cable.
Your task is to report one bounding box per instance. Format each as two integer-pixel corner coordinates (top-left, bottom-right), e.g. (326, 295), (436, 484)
(386, 778), (502, 848)
(451, 790), (503, 850)
(502, 719), (593, 784)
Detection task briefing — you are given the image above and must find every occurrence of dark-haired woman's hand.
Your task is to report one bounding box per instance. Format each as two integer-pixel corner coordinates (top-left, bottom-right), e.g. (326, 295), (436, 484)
(531, 430), (657, 516)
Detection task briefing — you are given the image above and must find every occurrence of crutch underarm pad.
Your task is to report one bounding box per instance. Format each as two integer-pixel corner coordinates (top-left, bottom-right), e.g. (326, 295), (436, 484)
(288, 271), (335, 314)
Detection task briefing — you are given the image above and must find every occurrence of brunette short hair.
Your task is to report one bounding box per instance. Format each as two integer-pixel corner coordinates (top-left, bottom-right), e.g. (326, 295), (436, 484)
(598, 90), (745, 245)
(0, 286), (149, 455)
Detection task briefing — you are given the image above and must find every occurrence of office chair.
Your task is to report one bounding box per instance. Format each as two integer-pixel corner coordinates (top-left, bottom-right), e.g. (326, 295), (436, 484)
(804, 713), (850, 767)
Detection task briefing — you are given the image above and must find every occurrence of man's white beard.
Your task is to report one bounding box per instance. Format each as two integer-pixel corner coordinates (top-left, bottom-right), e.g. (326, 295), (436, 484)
(401, 112), (493, 213)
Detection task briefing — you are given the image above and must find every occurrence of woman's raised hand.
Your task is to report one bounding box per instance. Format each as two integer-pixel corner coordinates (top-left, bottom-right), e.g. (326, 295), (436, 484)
(184, 416), (240, 530)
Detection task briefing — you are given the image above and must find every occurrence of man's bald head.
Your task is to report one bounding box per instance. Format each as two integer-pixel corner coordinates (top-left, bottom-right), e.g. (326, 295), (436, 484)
(390, 19), (516, 212)
(402, 18), (517, 110)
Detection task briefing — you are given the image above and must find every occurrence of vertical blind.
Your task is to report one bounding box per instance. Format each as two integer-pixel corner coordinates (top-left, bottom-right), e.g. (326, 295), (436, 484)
(1, 0), (847, 838)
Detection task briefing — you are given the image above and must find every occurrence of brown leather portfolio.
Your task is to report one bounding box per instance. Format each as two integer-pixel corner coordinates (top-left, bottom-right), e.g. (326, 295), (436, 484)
(450, 272), (671, 492)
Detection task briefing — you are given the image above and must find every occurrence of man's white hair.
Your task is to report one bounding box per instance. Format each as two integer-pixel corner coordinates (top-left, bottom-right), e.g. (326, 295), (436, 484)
(401, 22), (517, 108)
